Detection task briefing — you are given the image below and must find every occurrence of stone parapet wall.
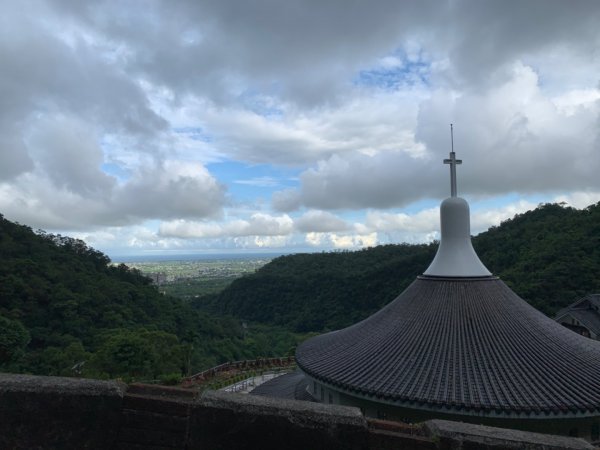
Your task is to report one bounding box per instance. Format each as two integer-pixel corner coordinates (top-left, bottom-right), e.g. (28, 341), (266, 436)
(0, 373), (595, 450)
(0, 373), (126, 449)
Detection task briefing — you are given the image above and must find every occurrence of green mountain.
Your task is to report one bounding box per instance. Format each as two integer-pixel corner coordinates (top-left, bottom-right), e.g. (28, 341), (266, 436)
(201, 244), (435, 332)
(0, 214), (301, 380)
(3, 201), (598, 379)
(473, 202), (600, 313)
(201, 202), (600, 332)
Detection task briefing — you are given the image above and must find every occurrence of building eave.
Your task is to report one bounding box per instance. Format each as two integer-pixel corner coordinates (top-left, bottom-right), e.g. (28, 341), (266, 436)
(300, 369), (600, 420)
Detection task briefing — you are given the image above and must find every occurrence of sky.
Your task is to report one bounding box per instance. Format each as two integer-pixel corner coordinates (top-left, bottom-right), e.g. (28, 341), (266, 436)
(1, 0), (600, 258)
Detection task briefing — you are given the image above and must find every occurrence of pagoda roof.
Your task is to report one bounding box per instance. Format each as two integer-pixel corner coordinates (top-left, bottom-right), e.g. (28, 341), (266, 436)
(296, 276), (600, 418)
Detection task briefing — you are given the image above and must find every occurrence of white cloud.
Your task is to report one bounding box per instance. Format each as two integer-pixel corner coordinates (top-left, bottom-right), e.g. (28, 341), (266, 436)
(196, 90), (427, 166)
(0, 157), (226, 229)
(551, 89), (600, 116)
(553, 191), (600, 210)
(273, 63), (600, 212)
(27, 115), (116, 196)
(362, 208), (439, 233)
(234, 176), (281, 188)
(159, 213), (293, 239)
(470, 200), (538, 234)
(272, 189), (302, 212)
(353, 208), (441, 245)
(294, 210), (349, 233)
(330, 232), (378, 249)
(305, 232), (378, 249)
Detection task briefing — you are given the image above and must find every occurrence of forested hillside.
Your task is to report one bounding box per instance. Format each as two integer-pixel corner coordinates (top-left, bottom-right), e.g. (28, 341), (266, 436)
(201, 244), (435, 332)
(474, 202), (600, 313)
(201, 202), (600, 331)
(0, 215), (302, 380)
(3, 202), (599, 380)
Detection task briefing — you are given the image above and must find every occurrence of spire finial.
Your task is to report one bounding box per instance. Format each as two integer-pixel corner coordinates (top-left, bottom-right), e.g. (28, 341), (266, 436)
(444, 124), (462, 197)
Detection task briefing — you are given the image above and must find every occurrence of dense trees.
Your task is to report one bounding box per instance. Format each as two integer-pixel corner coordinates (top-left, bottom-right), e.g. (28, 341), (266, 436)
(474, 202), (600, 314)
(0, 315), (30, 366)
(2, 201), (599, 380)
(0, 214), (306, 380)
(91, 329), (182, 379)
(201, 202), (600, 332)
(198, 244), (435, 332)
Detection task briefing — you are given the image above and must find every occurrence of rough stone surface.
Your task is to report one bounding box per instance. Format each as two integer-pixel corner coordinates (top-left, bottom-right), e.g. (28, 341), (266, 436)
(369, 429), (437, 450)
(190, 390), (369, 450)
(0, 373), (125, 450)
(424, 419), (595, 450)
(0, 373), (125, 397)
(0, 374), (597, 450)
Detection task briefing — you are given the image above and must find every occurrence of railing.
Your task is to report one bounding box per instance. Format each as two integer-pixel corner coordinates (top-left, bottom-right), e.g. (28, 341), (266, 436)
(222, 368), (292, 393)
(182, 356), (296, 387)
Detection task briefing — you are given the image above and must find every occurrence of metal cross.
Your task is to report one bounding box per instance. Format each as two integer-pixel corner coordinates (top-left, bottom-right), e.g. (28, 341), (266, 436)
(443, 124), (462, 197)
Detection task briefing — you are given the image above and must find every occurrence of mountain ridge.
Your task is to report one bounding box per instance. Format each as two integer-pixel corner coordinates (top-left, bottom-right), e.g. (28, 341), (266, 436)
(198, 202), (600, 332)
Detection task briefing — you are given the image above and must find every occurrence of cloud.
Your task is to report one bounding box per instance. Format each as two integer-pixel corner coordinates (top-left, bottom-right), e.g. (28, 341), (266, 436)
(113, 161), (225, 222)
(28, 116), (116, 196)
(0, 156), (226, 230)
(0, 135), (33, 180)
(0, 5), (166, 144)
(438, 1), (600, 90)
(195, 89), (427, 166)
(470, 200), (538, 234)
(273, 151), (439, 211)
(273, 63), (600, 212)
(361, 208), (439, 233)
(294, 210), (350, 233)
(553, 191), (600, 210)
(159, 213), (293, 239)
(305, 232), (378, 249)
(2, 1), (600, 255)
(45, 0), (600, 105)
(272, 189), (302, 212)
(234, 176), (281, 188)
(48, 1), (433, 105)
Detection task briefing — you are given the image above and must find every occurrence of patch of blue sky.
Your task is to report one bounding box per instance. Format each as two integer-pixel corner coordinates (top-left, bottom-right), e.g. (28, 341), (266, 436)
(101, 163), (131, 182)
(172, 126), (213, 143)
(354, 49), (431, 90)
(207, 160), (300, 201)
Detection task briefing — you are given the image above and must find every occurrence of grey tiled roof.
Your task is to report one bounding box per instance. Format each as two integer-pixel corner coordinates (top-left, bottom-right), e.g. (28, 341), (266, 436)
(296, 276), (600, 417)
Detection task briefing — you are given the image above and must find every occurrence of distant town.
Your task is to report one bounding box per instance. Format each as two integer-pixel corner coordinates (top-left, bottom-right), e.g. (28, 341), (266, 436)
(117, 257), (274, 298)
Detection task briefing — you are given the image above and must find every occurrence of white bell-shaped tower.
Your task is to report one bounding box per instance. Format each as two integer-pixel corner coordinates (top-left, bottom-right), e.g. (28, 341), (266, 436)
(423, 127), (491, 278)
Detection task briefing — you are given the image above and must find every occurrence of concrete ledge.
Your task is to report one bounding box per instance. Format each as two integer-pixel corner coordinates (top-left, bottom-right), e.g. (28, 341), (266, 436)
(0, 373), (126, 450)
(424, 419), (595, 450)
(0, 374), (597, 450)
(191, 390), (369, 450)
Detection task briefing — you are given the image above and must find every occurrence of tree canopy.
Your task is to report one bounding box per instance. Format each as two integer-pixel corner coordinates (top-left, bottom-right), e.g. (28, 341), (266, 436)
(0, 214), (305, 380)
(3, 201), (599, 379)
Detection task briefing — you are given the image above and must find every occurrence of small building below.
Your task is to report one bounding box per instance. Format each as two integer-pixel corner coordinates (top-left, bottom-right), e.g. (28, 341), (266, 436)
(555, 294), (600, 340)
